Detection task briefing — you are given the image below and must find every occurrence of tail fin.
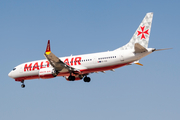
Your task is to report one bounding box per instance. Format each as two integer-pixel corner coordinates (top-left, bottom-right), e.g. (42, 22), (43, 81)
(115, 12), (153, 51)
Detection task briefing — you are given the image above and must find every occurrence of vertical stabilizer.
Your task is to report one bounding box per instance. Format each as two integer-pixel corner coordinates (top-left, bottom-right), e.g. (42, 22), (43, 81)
(115, 12), (153, 51)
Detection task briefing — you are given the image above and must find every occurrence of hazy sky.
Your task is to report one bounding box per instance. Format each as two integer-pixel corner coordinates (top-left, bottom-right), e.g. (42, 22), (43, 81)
(1, 0), (180, 120)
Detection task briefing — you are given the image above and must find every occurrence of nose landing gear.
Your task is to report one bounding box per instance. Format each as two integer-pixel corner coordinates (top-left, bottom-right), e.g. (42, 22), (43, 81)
(21, 80), (25, 88)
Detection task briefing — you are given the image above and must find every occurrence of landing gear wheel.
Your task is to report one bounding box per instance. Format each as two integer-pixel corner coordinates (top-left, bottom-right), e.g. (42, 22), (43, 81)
(21, 84), (25, 88)
(84, 77), (91, 82)
(68, 76), (75, 81)
(21, 80), (25, 88)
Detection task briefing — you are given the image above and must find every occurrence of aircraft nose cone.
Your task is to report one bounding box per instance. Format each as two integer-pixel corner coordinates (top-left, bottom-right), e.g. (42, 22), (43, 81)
(8, 72), (13, 78)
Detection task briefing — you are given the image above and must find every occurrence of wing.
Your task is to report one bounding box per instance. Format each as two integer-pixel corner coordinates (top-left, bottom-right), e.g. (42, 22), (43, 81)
(44, 40), (80, 74)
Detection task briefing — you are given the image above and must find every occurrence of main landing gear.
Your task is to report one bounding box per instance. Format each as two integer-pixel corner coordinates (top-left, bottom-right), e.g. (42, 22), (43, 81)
(68, 75), (75, 81)
(83, 76), (91, 82)
(67, 73), (91, 82)
(21, 80), (25, 88)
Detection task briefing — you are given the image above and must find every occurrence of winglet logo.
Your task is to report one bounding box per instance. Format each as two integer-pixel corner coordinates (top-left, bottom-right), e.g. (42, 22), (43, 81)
(45, 40), (51, 55)
(137, 26), (149, 39)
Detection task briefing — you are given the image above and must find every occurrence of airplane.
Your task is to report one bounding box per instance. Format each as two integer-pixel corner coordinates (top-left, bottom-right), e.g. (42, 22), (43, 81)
(8, 12), (171, 88)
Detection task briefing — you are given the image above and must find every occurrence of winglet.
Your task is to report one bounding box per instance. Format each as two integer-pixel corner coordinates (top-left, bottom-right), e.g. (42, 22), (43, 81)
(45, 40), (51, 55)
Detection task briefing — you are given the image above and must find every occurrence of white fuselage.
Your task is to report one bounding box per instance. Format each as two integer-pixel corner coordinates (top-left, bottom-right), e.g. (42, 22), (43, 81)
(8, 48), (153, 82)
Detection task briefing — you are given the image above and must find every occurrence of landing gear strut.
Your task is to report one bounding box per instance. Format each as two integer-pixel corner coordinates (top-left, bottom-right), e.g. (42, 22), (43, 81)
(21, 80), (25, 88)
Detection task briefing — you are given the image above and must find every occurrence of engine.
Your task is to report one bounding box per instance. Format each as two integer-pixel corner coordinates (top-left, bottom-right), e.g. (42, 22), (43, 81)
(39, 68), (58, 79)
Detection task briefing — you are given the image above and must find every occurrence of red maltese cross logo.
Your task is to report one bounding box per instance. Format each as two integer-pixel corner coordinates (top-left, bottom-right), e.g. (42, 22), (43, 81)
(137, 26), (149, 39)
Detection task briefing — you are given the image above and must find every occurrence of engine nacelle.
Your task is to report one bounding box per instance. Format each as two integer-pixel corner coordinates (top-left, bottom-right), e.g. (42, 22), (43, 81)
(39, 68), (57, 79)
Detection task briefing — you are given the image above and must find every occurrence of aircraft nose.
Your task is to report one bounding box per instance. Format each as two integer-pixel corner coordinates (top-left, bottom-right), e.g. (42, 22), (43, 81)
(8, 71), (13, 78)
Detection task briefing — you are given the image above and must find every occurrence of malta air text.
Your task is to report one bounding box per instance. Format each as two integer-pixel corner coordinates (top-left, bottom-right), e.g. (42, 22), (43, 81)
(24, 57), (82, 72)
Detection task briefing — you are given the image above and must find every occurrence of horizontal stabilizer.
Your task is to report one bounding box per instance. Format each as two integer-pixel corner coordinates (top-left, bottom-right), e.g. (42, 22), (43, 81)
(134, 43), (148, 53)
(153, 48), (172, 52)
(133, 60), (143, 66)
(134, 62), (143, 66)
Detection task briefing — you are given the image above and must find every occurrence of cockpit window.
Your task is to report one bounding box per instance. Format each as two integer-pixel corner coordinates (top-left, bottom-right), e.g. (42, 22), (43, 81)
(13, 68), (16, 71)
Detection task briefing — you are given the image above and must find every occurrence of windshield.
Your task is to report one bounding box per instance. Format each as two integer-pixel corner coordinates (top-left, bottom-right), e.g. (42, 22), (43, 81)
(13, 68), (16, 71)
